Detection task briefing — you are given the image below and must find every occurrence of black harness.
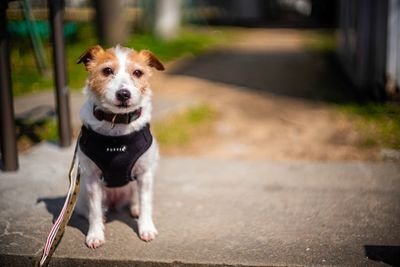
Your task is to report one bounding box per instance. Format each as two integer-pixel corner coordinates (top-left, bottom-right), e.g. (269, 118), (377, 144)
(79, 124), (153, 187)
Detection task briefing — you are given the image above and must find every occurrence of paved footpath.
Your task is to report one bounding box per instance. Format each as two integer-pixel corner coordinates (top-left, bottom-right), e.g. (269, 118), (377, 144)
(1, 143), (399, 266)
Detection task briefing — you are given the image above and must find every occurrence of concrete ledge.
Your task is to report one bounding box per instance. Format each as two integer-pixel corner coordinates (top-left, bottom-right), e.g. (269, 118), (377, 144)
(1, 254), (283, 267)
(1, 143), (400, 266)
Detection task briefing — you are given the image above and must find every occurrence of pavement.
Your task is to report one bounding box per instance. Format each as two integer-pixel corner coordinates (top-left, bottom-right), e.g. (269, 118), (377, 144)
(1, 143), (400, 266)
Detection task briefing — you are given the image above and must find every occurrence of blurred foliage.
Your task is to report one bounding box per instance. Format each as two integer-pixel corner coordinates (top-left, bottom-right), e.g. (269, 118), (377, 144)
(16, 117), (58, 151)
(10, 23), (228, 96)
(125, 30), (225, 62)
(338, 103), (400, 149)
(303, 30), (336, 54)
(153, 104), (216, 147)
(35, 118), (59, 143)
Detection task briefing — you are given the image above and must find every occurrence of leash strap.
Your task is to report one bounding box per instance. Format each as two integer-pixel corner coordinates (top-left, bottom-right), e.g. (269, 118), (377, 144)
(37, 136), (81, 267)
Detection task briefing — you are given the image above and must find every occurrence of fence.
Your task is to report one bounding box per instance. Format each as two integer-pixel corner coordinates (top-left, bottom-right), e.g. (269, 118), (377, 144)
(337, 0), (400, 99)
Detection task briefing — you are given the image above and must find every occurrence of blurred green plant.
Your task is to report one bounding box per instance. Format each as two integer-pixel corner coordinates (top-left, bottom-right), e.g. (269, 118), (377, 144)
(153, 104), (215, 147)
(10, 23), (227, 96)
(303, 30), (336, 54)
(16, 117), (58, 151)
(35, 118), (59, 143)
(338, 103), (400, 149)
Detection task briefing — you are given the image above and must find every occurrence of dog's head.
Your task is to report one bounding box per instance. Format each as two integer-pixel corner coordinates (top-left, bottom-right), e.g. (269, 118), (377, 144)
(78, 45), (164, 113)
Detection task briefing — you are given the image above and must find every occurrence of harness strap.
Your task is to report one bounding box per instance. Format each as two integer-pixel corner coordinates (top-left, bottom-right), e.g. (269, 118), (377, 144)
(37, 133), (81, 267)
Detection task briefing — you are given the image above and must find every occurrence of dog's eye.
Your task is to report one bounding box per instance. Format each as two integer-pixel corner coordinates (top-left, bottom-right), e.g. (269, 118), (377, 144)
(133, 69), (143, 78)
(102, 67), (114, 76)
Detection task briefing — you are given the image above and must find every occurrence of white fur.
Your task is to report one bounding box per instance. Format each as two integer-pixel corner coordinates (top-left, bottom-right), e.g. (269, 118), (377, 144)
(75, 46), (160, 248)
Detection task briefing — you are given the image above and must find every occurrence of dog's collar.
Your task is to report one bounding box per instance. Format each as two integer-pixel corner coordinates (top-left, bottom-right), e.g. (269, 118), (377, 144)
(93, 105), (142, 125)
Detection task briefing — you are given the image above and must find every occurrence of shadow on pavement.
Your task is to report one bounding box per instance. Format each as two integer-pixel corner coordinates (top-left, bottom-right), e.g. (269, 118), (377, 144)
(364, 245), (400, 266)
(37, 197), (88, 236)
(37, 196), (139, 239)
(169, 49), (359, 104)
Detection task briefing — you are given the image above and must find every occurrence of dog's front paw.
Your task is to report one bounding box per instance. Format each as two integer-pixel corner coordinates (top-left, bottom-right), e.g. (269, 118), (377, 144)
(138, 220), (158, 242)
(86, 230), (105, 249)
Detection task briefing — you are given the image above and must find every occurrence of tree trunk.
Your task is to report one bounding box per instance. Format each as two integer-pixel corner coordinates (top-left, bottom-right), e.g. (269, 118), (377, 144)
(154, 0), (182, 40)
(94, 0), (127, 46)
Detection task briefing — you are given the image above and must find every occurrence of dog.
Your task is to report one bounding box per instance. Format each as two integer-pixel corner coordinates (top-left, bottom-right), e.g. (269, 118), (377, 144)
(75, 45), (164, 248)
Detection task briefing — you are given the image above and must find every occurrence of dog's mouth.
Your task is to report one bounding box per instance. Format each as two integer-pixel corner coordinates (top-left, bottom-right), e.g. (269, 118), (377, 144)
(115, 100), (132, 109)
(116, 103), (130, 108)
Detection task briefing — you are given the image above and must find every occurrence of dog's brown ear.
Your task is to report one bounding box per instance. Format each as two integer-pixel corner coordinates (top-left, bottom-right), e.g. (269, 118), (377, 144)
(139, 50), (165, 71)
(77, 45), (104, 69)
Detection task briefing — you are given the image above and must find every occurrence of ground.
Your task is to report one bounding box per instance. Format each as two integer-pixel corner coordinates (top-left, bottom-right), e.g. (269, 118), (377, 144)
(152, 29), (379, 160)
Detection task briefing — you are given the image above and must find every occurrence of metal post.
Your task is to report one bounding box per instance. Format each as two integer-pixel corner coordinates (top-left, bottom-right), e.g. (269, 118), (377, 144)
(0, 1), (19, 171)
(48, 0), (71, 147)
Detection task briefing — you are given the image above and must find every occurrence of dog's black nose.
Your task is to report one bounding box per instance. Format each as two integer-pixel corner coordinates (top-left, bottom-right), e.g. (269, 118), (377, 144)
(116, 89), (131, 102)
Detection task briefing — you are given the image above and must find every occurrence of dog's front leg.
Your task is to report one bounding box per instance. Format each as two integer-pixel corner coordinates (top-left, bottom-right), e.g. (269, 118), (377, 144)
(137, 170), (158, 242)
(85, 178), (105, 248)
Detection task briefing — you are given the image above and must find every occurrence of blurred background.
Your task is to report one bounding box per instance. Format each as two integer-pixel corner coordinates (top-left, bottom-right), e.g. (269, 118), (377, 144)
(1, 0), (400, 166)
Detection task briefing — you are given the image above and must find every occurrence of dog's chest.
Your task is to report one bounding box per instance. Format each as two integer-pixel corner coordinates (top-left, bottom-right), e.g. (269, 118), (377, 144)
(79, 124), (153, 187)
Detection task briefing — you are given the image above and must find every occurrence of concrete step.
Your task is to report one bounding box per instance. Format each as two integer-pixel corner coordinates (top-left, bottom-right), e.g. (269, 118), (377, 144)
(1, 143), (400, 266)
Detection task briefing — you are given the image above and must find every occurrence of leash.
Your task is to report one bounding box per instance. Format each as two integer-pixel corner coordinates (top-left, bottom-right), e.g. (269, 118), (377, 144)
(37, 134), (81, 267)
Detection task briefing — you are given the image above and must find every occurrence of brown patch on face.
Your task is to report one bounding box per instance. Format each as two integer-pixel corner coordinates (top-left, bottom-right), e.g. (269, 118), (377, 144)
(126, 51), (154, 94)
(84, 48), (119, 97)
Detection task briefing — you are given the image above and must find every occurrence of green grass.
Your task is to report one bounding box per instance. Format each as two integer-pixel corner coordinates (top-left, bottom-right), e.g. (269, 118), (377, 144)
(16, 117), (58, 150)
(10, 23), (228, 96)
(35, 118), (59, 143)
(337, 103), (400, 149)
(153, 104), (215, 147)
(125, 30), (225, 62)
(303, 30), (336, 54)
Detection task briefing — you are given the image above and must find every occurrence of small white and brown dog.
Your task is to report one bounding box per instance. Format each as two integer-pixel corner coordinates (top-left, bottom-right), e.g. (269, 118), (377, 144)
(75, 45), (164, 248)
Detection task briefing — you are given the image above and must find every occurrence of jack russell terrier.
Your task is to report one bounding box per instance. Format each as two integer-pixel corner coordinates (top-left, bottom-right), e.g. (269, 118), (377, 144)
(75, 45), (164, 248)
